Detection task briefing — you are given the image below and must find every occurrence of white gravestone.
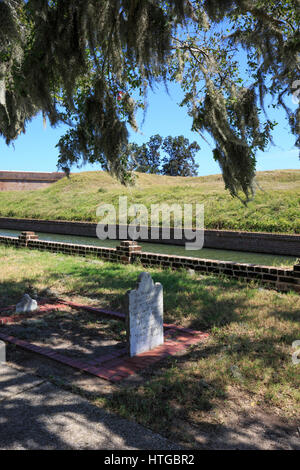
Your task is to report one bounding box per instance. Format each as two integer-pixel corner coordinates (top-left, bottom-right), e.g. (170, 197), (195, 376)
(126, 272), (164, 357)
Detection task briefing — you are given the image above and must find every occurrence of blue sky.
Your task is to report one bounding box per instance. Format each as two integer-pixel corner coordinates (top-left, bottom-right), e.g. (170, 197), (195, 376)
(0, 80), (299, 176)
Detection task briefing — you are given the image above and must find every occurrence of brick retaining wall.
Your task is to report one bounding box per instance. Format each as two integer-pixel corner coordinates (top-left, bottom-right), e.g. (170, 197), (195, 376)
(0, 217), (299, 256)
(1, 232), (299, 293)
(0, 172), (65, 191)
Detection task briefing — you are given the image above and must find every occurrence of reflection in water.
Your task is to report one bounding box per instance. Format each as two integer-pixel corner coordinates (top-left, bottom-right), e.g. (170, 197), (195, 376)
(0, 228), (296, 267)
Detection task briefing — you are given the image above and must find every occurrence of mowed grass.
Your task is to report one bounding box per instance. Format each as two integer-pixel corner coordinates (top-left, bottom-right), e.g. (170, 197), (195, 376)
(1, 245), (299, 446)
(0, 169), (299, 233)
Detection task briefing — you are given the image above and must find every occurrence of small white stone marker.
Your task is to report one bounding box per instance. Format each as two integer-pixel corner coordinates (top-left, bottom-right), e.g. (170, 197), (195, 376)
(0, 340), (6, 364)
(126, 272), (164, 357)
(15, 294), (38, 314)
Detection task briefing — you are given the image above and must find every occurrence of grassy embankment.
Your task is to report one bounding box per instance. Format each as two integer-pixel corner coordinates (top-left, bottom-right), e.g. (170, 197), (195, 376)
(0, 169), (299, 233)
(1, 245), (299, 447)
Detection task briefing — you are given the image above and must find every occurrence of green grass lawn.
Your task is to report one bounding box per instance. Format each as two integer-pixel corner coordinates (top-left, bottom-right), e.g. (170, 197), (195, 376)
(0, 169), (299, 233)
(1, 246), (299, 446)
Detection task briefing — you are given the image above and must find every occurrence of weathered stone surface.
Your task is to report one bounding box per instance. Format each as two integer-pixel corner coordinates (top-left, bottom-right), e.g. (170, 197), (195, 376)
(0, 340), (5, 364)
(16, 294), (38, 314)
(126, 272), (163, 357)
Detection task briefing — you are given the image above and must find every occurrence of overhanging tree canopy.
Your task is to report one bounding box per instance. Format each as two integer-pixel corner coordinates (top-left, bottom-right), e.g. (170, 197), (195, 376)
(0, 0), (299, 202)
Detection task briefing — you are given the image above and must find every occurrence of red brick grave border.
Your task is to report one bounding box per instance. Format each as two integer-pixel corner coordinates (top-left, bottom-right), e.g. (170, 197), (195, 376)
(0, 299), (209, 383)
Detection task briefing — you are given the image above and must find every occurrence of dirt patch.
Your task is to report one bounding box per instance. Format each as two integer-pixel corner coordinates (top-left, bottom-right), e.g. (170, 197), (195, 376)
(1, 305), (129, 394)
(173, 388), (300, 450)
(2, 305), (126, 359)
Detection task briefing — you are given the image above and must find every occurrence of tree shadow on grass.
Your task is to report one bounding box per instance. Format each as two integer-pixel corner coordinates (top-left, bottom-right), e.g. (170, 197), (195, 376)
(0, 280), (39, 310)
(266, 304), (300, 324)
(106, 328), (300, 449)
(51, 262), (253, 330)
